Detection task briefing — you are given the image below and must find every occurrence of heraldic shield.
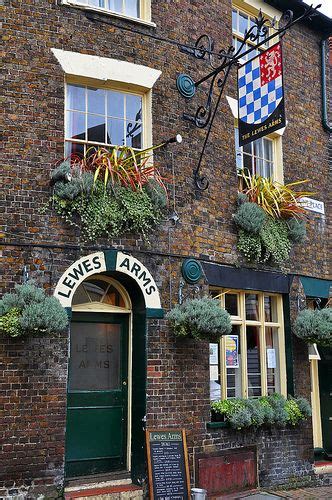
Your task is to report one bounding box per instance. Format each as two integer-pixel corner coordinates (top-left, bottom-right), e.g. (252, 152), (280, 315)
(237, 42), (286, 147)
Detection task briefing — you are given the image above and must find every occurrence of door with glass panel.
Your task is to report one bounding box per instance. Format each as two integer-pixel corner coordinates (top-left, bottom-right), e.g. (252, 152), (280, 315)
(66, 313), (128, 477)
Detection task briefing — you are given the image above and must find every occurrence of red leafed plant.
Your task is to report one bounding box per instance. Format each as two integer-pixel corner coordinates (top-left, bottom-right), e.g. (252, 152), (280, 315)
(69, 145), (167, 194)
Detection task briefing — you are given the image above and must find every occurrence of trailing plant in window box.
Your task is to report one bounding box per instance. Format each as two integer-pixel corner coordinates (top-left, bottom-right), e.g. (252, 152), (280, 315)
(294, 307), (331, 347)
(234, 171), (313, 265)
(166, 297), (232, 342)
(0, 283), (69, 338)
(45, 146), (168, 242)
(211, 393), (311, 430)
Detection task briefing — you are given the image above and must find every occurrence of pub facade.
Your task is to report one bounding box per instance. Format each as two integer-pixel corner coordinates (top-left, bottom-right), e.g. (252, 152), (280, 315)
(1, 0), (331, 498)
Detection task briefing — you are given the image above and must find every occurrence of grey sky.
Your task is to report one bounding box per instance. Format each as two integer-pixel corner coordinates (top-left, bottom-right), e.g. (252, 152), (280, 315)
(304, 0), (332, 18)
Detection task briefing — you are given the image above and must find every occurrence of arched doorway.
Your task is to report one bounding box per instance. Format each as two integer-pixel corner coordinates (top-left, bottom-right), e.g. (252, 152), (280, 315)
(65, 276), (132, 478)
(54, 251), (164, 481)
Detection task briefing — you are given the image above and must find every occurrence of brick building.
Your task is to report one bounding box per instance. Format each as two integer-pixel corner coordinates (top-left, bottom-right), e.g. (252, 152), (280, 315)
(1, 0), (331, 498)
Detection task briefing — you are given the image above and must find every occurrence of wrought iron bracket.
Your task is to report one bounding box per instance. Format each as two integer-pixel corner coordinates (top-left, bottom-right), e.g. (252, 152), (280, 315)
(176, 4), (321, 190)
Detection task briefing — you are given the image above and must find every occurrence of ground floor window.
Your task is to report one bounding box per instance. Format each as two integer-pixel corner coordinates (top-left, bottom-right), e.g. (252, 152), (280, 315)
(209, 289), (287, 401)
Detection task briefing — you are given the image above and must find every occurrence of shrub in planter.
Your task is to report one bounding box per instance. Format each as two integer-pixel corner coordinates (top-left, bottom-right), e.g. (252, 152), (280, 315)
(46, 146), (168, 242)
(234, 172), (310, 265)
(0, 283), (69, 338)
(166, 297), (232, 342)
(293, 308), (332, 347)
(211, 393), (311, 430)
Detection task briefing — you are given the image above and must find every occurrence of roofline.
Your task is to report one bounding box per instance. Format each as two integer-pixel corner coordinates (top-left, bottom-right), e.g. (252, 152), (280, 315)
(264, 0), (332, 36)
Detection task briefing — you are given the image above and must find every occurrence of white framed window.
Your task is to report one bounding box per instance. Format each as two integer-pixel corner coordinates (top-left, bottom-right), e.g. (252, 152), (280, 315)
(62, 0), (153, 25)
(209, 289), (287, 401)
(235, 128), (274, 179)
(232, 5), (269, 62)
(65, 83), (144, 157)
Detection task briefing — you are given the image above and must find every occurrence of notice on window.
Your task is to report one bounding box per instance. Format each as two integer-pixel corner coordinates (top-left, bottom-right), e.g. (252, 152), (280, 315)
(209, 343), (219, 365)
(210, 365), (219, 381)
(225, 335), (239, 368)
(267, 348), (276, 368)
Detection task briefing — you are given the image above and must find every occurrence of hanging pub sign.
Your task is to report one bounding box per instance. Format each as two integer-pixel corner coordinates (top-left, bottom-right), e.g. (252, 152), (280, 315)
(238, 42), (286, 146)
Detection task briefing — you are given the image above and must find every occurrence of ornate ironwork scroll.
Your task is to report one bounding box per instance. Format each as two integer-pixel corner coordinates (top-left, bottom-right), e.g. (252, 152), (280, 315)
(176, 4), (321, 190)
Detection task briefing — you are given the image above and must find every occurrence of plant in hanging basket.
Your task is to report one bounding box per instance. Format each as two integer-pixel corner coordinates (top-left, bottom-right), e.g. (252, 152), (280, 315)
(0, 283), (69, 338)
(46, 145), (169, 242)
(166, 297), (232, 342)
(234, 171), (312, 265)
(293, 308), (332, 347)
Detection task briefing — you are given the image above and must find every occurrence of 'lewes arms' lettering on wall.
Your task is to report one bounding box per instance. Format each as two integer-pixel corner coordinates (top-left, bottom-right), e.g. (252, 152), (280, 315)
(54, 252), (107, 306)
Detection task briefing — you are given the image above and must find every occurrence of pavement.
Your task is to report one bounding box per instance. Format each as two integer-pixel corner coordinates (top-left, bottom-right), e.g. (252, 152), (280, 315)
(212, 485), (332, 499)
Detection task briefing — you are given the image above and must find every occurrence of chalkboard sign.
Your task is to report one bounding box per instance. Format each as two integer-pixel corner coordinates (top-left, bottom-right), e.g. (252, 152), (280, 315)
(146, 429), (191, 500)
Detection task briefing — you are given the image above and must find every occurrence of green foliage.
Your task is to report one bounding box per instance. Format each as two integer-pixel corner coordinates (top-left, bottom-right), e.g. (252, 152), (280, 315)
(51, 160), (71, 183)
(233, 202), (266, 234)
(51, 179), (164, 242)
(0, 308), (21, 337)
(0, 283), (69, 338)
(211, 394), (311, 430)
(237, 230), (262, 262)
(286, 218), (307, 243)
(260, 217), (291, 265)
(166, 297), (232, 342)
(49, 154), (167, 242)
(293, 308), (332, 347)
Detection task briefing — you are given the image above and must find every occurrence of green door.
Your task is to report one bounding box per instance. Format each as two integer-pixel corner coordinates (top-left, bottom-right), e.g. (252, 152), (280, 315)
(66, 312), (129, 477)
(318, 347), (332, 457)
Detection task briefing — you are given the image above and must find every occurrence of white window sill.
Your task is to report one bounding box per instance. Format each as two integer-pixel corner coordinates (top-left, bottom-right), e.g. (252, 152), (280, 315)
(61, 0), (156, 28)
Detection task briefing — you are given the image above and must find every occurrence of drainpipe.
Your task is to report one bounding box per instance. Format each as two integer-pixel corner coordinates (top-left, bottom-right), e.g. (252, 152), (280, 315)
(321, 38), (332, 133)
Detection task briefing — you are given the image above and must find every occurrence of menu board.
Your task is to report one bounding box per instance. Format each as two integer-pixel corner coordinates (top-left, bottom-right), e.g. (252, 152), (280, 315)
(146, 429), (190, 500)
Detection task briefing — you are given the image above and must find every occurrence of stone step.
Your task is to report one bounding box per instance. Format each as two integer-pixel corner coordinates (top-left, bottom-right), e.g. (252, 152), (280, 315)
(64, 483), (143, 500)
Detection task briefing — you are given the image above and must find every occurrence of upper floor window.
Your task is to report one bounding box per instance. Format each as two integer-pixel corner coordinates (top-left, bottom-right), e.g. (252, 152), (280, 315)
(62, 0), (153, 23)
(65, 83), (143, 157)
(232, 5), (269, 61)
(235, 128), (274, 179)
(209, 289), (287, 401)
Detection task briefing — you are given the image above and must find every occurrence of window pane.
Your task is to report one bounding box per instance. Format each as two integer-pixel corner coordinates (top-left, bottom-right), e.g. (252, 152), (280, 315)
(225, 294), (238, 316)
(126, 121), (142, 148)
(65, 141), (85, 158)
(87, 87), (105, 115)
(232, 9), (237, 31)
(209, 343), (220, 401)
(246, 325), (261, 396)
(255, 157), (264, 176)
(253, 138), (264, 158)
(126, 94), (142, 122)
(107, 91), (124, 119)
(264, 139), (273, 161)
(107, 118), (125, 146)
(125, 0), (139, 18)
(226, 325), (242, 398)
(69, 323), (121, 391)
(108, 0), (123, 12)
(239, 12), (248, 35)
(67, 111), (86, 140)
(103, 285), (125, 307)
(87, 114), (106, 143)
(67, 84), (86, 111)
(245, 294), (259, 320)
(234, 129), (243, 170)
(265, 327), (280, 394)
(83, 280), (109, 302)
(88, 0), (105, 7)
(72, 284), (90, 306)
(264, 295), (278, 322)
(243, 153), (253, 174)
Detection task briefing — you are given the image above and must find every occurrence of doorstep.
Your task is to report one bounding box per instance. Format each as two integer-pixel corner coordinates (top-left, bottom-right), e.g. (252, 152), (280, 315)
(64, 473), (143, 499)
(314, 461), (332, 475)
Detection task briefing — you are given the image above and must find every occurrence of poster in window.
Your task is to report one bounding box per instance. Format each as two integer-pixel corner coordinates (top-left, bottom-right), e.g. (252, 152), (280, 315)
(225, 335), (239, 368)
(237, 42), (286, 146)
(209, 343), (219, 365)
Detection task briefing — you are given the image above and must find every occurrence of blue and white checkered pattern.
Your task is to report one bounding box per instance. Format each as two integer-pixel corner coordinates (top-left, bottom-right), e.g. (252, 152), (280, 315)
(238, 57), (283, 125)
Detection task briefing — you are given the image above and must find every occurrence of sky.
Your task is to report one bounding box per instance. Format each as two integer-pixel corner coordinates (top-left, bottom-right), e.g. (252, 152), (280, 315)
(303, 0), (332, 18)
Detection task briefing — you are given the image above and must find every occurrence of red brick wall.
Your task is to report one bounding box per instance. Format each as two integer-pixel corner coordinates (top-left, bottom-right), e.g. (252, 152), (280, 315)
(1, 0), (330, 496)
